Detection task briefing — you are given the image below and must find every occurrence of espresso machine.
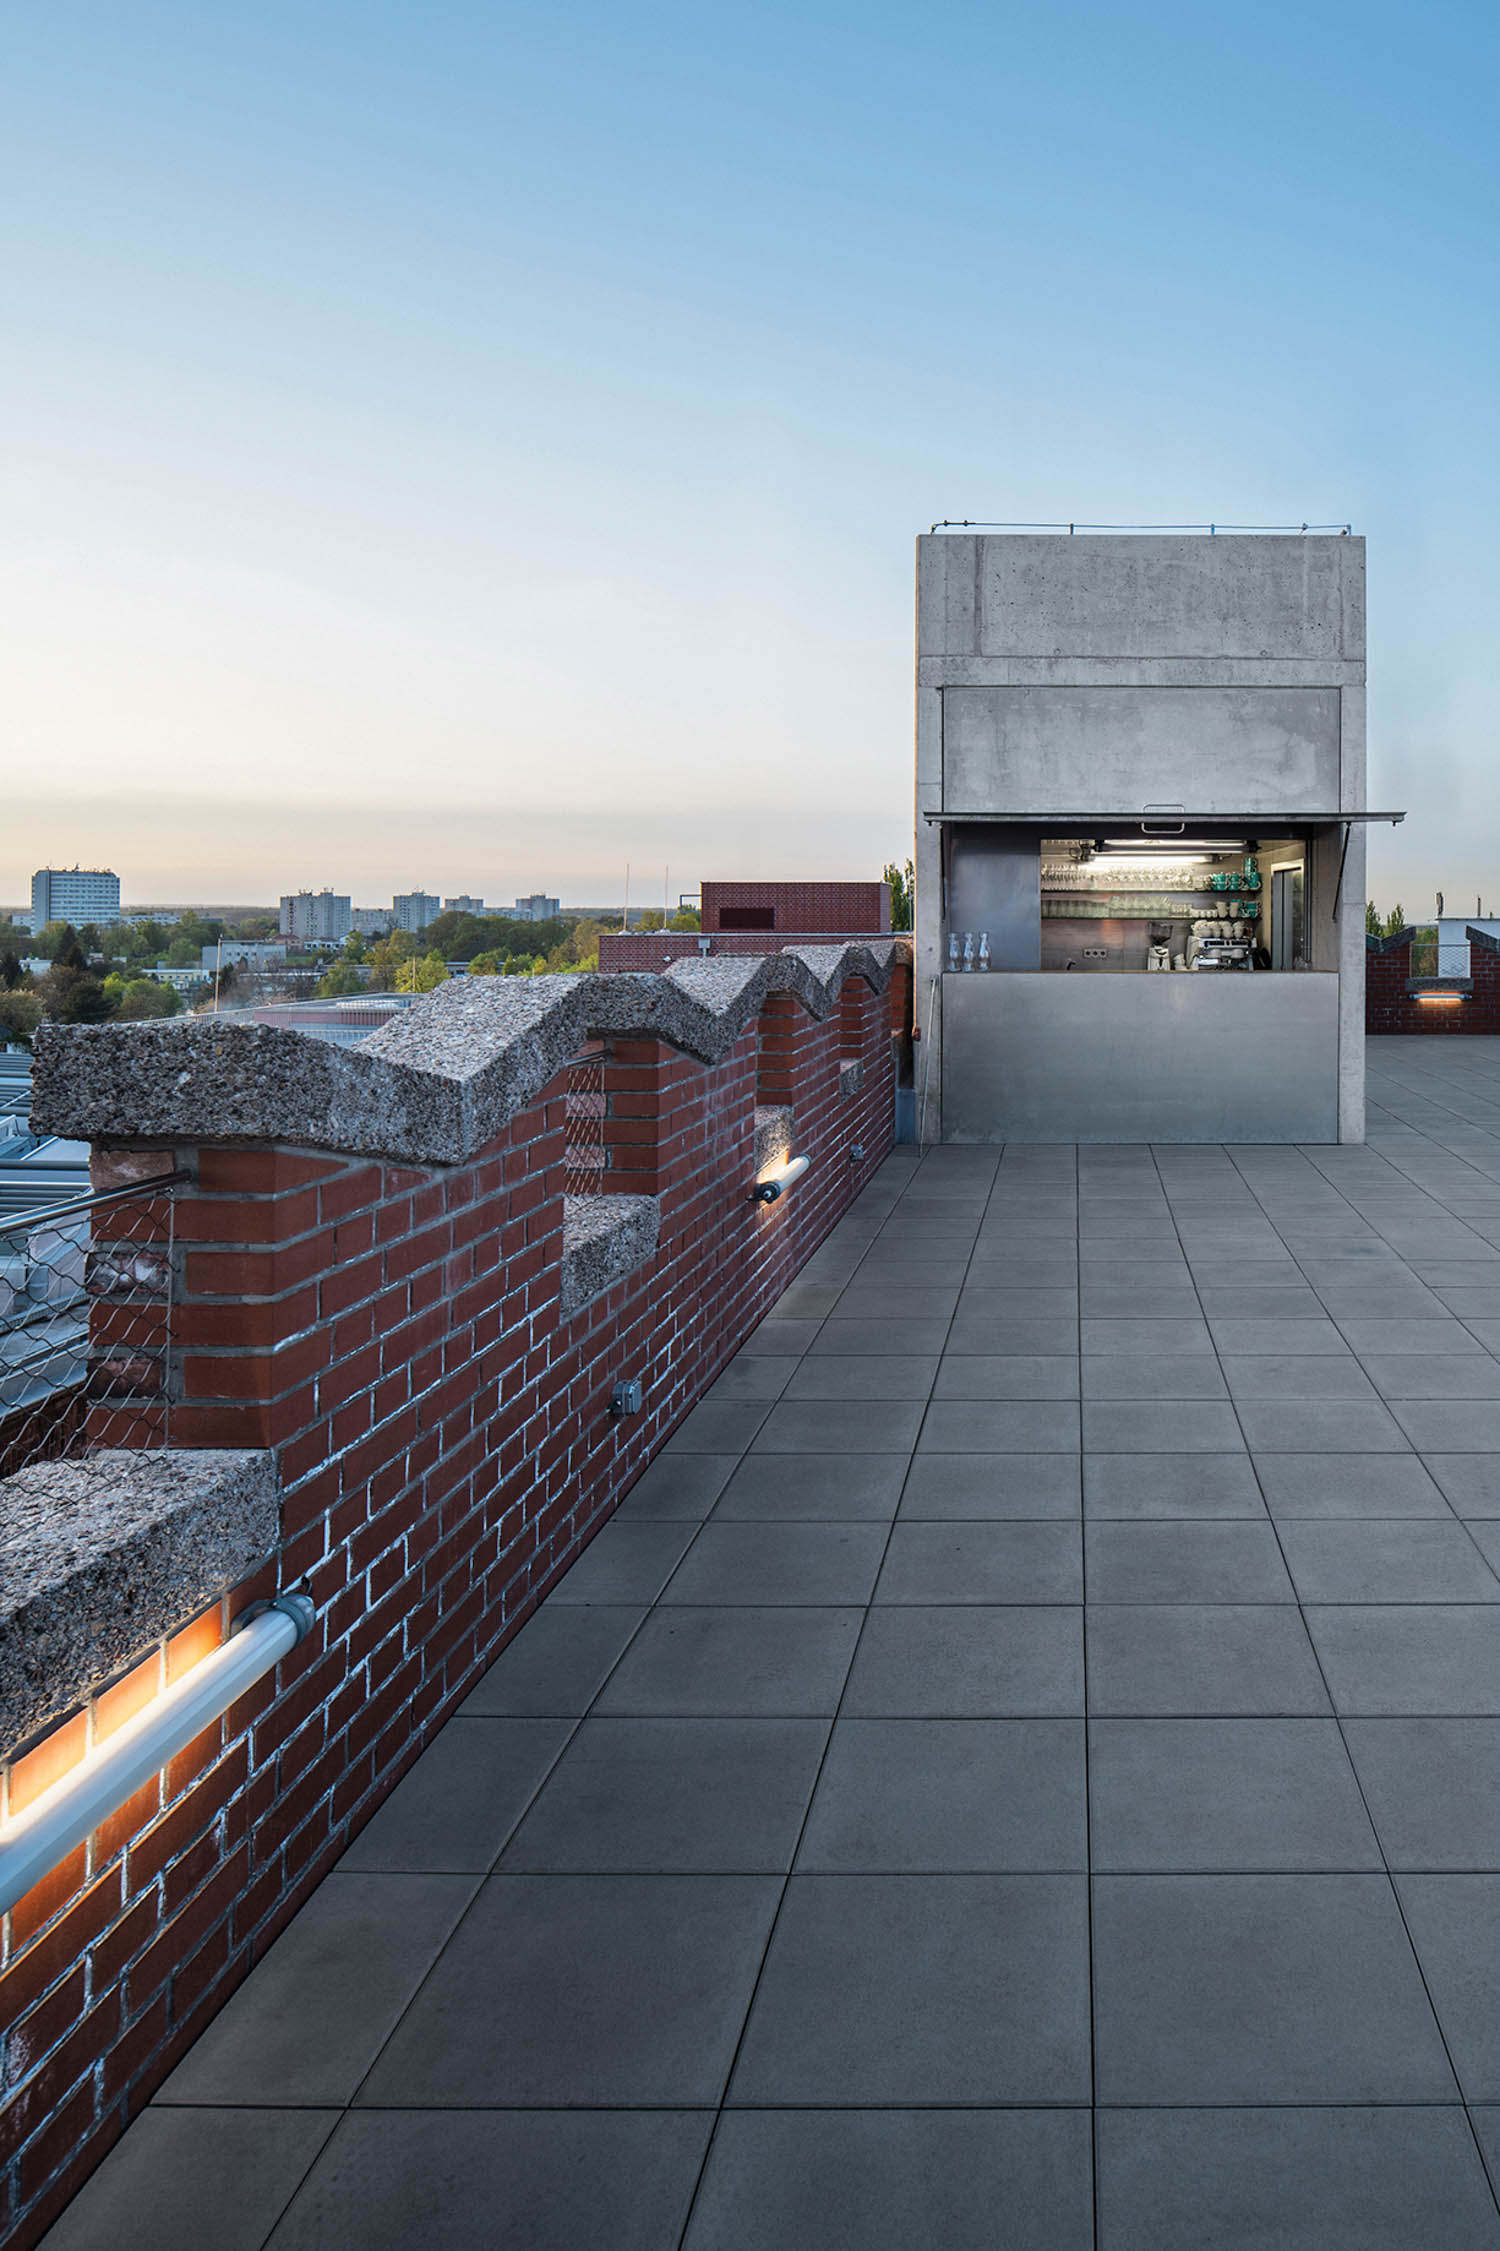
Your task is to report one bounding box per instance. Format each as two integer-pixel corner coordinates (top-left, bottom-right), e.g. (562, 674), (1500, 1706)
(1193, 928), (1254, 969)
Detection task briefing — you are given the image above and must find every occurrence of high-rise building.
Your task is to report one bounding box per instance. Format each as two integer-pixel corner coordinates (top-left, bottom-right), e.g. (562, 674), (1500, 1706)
(279, 890), (352, 944)
(392, 892), (441, 934)
(30, 867), (121, 933)
(350, 907), (394, 936)
(443, 895), (485, 916)
(513, 894), (561, 922)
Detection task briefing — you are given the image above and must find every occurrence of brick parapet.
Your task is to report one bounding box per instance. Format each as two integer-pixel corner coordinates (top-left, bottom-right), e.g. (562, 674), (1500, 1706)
(0, 967), (896, 2246)
(1366, 928), (1500, 1033)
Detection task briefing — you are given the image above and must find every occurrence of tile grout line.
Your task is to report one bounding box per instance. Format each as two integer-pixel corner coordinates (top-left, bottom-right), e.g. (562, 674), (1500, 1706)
(667, 1145), (949, 2241)
(672, 1144), (1006, 2246)
(1075, 1145), (1103, 2251)
(1212, 1142), (1500, 2222)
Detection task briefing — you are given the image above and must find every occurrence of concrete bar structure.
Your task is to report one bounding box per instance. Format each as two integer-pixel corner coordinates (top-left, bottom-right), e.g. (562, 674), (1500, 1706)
(915, 532), (1384, 1143)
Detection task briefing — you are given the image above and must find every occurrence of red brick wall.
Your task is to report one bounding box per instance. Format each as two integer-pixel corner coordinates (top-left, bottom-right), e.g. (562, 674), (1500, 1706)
(0, 977), (895, 2248)
(701, 881), (889, 934)
(1366, 931), (1500, 1033)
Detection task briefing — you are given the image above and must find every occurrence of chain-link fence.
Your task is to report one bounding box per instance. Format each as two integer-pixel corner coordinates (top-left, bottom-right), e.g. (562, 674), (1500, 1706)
(0, 1176), (181, 1481)
(563, 1043), (606, 1200)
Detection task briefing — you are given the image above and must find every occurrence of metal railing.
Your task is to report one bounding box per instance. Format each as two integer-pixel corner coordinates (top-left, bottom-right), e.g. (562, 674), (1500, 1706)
(0, 1174), (184, 1481)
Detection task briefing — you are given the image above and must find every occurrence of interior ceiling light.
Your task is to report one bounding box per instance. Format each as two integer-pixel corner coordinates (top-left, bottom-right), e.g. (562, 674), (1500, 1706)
(1092, 852), (1215, 870)
(1101, 838), (1243, 854)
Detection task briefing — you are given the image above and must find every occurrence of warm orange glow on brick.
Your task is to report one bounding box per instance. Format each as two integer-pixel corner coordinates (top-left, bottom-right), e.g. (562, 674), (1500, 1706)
(8, 1715), (89, 1819)
(165, 1606), (224, 1685)
(93, 1655), (163, 1746)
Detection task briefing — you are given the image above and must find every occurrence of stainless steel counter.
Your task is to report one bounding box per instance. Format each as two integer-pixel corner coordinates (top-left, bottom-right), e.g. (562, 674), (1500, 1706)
(939, 972), (1339, 1144)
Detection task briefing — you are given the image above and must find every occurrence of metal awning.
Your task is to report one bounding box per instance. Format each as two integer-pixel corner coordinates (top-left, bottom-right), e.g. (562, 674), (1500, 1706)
(922, 810), (1405, 825)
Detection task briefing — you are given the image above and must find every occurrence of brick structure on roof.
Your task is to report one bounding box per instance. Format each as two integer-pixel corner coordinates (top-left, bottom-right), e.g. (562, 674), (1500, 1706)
(701, 880), (889, 935)
(1366, 926), (1500, 1033)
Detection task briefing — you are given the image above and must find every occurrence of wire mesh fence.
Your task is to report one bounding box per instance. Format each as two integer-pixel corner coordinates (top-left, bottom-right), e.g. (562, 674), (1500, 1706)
(0, 1177), (180, 1482)
(563, 1043), (606, 1201)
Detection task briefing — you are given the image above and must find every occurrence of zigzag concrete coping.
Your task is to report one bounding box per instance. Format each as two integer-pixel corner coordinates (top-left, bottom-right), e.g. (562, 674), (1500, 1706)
(30, 941), (909, 1169)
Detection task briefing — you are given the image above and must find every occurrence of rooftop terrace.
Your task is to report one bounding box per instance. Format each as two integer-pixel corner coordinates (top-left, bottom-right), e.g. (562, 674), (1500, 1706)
(31, 1035), (1500, 2247)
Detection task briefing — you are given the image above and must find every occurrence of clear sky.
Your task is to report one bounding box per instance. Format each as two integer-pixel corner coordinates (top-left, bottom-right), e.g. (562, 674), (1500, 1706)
(4, 0), (1496, 911)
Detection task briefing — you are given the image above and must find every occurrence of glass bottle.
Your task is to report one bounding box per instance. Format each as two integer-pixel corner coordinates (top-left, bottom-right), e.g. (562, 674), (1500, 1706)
(948, 931), (960, 973)
(962, 932), (975, 972)
(978, 932), (990, 972)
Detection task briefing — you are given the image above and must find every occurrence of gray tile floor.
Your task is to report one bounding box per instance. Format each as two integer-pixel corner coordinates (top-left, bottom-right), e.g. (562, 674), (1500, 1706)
(42, 1040), (1500, 2248)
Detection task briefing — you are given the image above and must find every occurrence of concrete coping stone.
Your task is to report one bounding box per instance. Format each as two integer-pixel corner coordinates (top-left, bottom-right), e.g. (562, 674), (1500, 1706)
(754, 1106), (794, 1174)
(29, 941), (910, 1169)
(0, 1449), (279, 1754)
(560, 1194), (660, 1318)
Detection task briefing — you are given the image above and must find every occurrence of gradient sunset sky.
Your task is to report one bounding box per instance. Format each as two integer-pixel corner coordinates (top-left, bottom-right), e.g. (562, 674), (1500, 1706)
(5, 1), (1497, 911)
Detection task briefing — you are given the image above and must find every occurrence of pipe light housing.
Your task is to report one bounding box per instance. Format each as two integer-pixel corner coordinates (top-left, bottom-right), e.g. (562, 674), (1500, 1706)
(752, 1154), (811, 1205)
(0, 1594), (314, 1917)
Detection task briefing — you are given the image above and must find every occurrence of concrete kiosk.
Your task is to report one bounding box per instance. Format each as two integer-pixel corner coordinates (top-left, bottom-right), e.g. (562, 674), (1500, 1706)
(914, 532), (1397, 1144)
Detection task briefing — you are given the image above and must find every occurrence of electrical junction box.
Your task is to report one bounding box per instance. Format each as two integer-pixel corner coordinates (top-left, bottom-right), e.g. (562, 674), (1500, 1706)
(611, 1378), (643, 1417)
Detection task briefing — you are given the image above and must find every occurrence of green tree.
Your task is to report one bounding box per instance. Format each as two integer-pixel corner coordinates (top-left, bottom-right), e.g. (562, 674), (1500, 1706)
(31, 920), (73, 960)
(0, 948), (23, 990)
(0, 990), (42, 1042)
(668, 908), (701, 932)
(1385, 904), (1407, 937)
(130, 920), (169, 960)
(884, 858), (915, 931)
(1366, 900), (1381, 936)
(468, 950), (502, 975)
(316, 961), (365, 997)
(165, 935), (201, 968)
(396, 950), (448, 994)
(117, 978), (181, 1019)
(366, 929), (419, 988)
(42, 936), (111, 1019)
(342, 930), (368, 963)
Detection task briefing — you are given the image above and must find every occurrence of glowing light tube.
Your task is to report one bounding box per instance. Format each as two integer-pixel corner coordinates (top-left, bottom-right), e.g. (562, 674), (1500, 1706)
(0, 1594), (314, 1916)
(752, 1155), (811, 1205)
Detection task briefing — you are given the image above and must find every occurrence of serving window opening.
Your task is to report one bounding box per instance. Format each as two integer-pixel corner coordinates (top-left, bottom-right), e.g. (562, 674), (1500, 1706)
(942, 823), (1324, 975)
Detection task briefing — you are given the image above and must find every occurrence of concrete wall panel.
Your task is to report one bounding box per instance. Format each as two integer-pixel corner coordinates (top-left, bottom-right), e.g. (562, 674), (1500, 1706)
(942, 685), (1341, 814)
(972, 534), (1357, 660)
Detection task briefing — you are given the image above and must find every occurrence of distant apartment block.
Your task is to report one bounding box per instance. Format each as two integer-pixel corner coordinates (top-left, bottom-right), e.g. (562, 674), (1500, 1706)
(201, 941), (288, 972)
(392, 891), (441, 934)
(350, 907), (394, 936)
(279, 890), (352, 944)
(443, 895), (485, 916)
(29, 867), (121, 934)
(513, 894), (561, 922)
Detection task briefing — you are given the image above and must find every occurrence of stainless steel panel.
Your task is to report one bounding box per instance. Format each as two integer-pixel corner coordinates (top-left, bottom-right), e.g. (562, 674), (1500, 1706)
(943, 686), (1341, 816)
(941, 973), (1340, 1144)
(946, 826), (1039, 970)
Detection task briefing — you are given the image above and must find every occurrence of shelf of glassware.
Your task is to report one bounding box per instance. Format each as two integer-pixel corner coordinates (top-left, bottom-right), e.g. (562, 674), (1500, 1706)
(1041, 893), (1262, 921)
